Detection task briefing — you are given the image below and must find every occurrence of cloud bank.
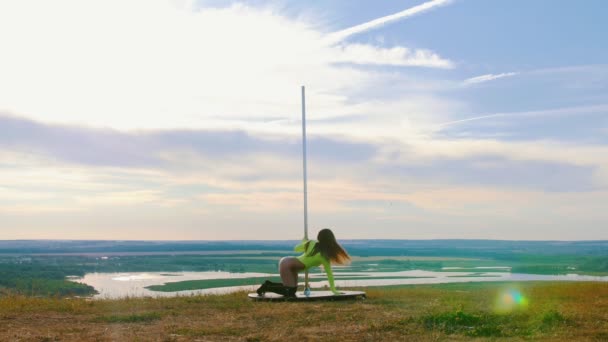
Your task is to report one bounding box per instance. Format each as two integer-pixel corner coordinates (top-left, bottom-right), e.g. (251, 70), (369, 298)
(1, 1), (607, 239)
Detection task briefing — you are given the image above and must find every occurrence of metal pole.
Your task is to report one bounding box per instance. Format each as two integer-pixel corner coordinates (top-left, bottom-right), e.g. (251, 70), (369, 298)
(301, 85), (310, 295)
(301, 85), (309, 240)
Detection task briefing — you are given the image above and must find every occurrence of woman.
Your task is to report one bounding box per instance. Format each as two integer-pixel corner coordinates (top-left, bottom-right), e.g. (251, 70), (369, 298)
(256, 228), (351, 297)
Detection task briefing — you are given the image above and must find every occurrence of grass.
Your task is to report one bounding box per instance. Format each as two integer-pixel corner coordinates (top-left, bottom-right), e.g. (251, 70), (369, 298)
(0, 281), (607, 341)
(97, 312), (163, 324)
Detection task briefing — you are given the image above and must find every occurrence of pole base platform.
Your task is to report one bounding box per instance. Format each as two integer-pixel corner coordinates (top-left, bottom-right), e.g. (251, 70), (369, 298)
(248, 290), (366, 302)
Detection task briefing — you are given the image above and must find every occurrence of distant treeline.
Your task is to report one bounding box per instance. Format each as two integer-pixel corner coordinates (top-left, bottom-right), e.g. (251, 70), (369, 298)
(509, 256), (608, 274)
(343, 240), (608, 259)
(1, 239), (606, 256)
(0, 261), (95, 297)
(0, 240), (293, 254)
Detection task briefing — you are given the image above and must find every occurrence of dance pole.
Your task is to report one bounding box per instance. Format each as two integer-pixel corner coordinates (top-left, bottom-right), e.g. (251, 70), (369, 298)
(301, 86), (310, 295)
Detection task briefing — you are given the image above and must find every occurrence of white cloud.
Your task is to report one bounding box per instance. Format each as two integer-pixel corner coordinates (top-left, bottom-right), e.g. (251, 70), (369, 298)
(333, 44), (453, 69)
(462, 72), (519, 86)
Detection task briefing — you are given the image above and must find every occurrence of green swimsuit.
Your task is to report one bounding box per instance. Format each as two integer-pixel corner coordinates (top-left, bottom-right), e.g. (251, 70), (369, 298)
(295, 239), (339, 294)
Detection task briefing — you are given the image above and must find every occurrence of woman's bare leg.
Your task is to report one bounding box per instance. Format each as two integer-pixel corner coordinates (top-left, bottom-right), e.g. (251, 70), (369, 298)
(279, 257), (304, 287)
(292, 267), (299, 286)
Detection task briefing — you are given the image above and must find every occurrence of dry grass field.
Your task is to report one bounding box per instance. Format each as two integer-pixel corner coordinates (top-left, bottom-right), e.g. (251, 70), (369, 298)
(1, 281), (606, 341)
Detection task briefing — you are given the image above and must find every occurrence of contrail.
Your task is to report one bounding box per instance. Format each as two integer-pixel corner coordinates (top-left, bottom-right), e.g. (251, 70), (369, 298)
(437, 104), (608, 128)
(325, 0), (454, 44)
(437, 113), (510, 127)
(462, 72), (519, 86)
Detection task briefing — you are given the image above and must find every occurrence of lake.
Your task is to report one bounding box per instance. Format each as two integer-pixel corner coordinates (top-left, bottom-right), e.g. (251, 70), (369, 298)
(73, 270), (608, 299)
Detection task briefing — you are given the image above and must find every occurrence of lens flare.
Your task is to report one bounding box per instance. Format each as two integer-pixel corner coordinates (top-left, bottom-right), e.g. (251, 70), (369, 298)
(495, 289), (528, 313)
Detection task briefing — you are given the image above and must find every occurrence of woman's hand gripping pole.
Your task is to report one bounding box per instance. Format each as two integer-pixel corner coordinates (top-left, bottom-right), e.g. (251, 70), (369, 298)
(304, 236), (310, 297)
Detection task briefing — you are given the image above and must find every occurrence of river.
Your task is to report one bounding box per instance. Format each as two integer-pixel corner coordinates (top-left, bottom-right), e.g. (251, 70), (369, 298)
(72, 270), (608, 299)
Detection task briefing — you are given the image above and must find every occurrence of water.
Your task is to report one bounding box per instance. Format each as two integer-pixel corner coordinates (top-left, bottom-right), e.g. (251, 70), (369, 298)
(73, 270), (608, 299)
(74, 271), (273, 299)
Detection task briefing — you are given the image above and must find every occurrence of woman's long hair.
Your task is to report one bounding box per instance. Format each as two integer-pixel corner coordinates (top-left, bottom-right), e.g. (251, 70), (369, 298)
(306, 228), (351, 265)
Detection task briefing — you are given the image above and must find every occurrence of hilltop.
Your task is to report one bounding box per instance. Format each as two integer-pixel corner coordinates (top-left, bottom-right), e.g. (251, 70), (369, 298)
(1, 282), (606, 341)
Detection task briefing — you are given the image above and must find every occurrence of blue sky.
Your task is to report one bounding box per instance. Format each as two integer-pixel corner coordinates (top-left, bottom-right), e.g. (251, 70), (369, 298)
(0, 0), (607, 240)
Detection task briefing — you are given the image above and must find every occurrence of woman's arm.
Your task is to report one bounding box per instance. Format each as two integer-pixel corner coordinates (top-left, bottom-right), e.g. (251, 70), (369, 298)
(294, 238), (309, 252)
(322, 259), (341, 295)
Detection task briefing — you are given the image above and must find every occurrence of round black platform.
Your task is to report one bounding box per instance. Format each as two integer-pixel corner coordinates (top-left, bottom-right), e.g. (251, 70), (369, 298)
(248, 290), (366, 302)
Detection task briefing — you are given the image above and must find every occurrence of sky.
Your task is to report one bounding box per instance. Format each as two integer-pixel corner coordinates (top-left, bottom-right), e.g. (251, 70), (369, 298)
(1, 0), (607, 240)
